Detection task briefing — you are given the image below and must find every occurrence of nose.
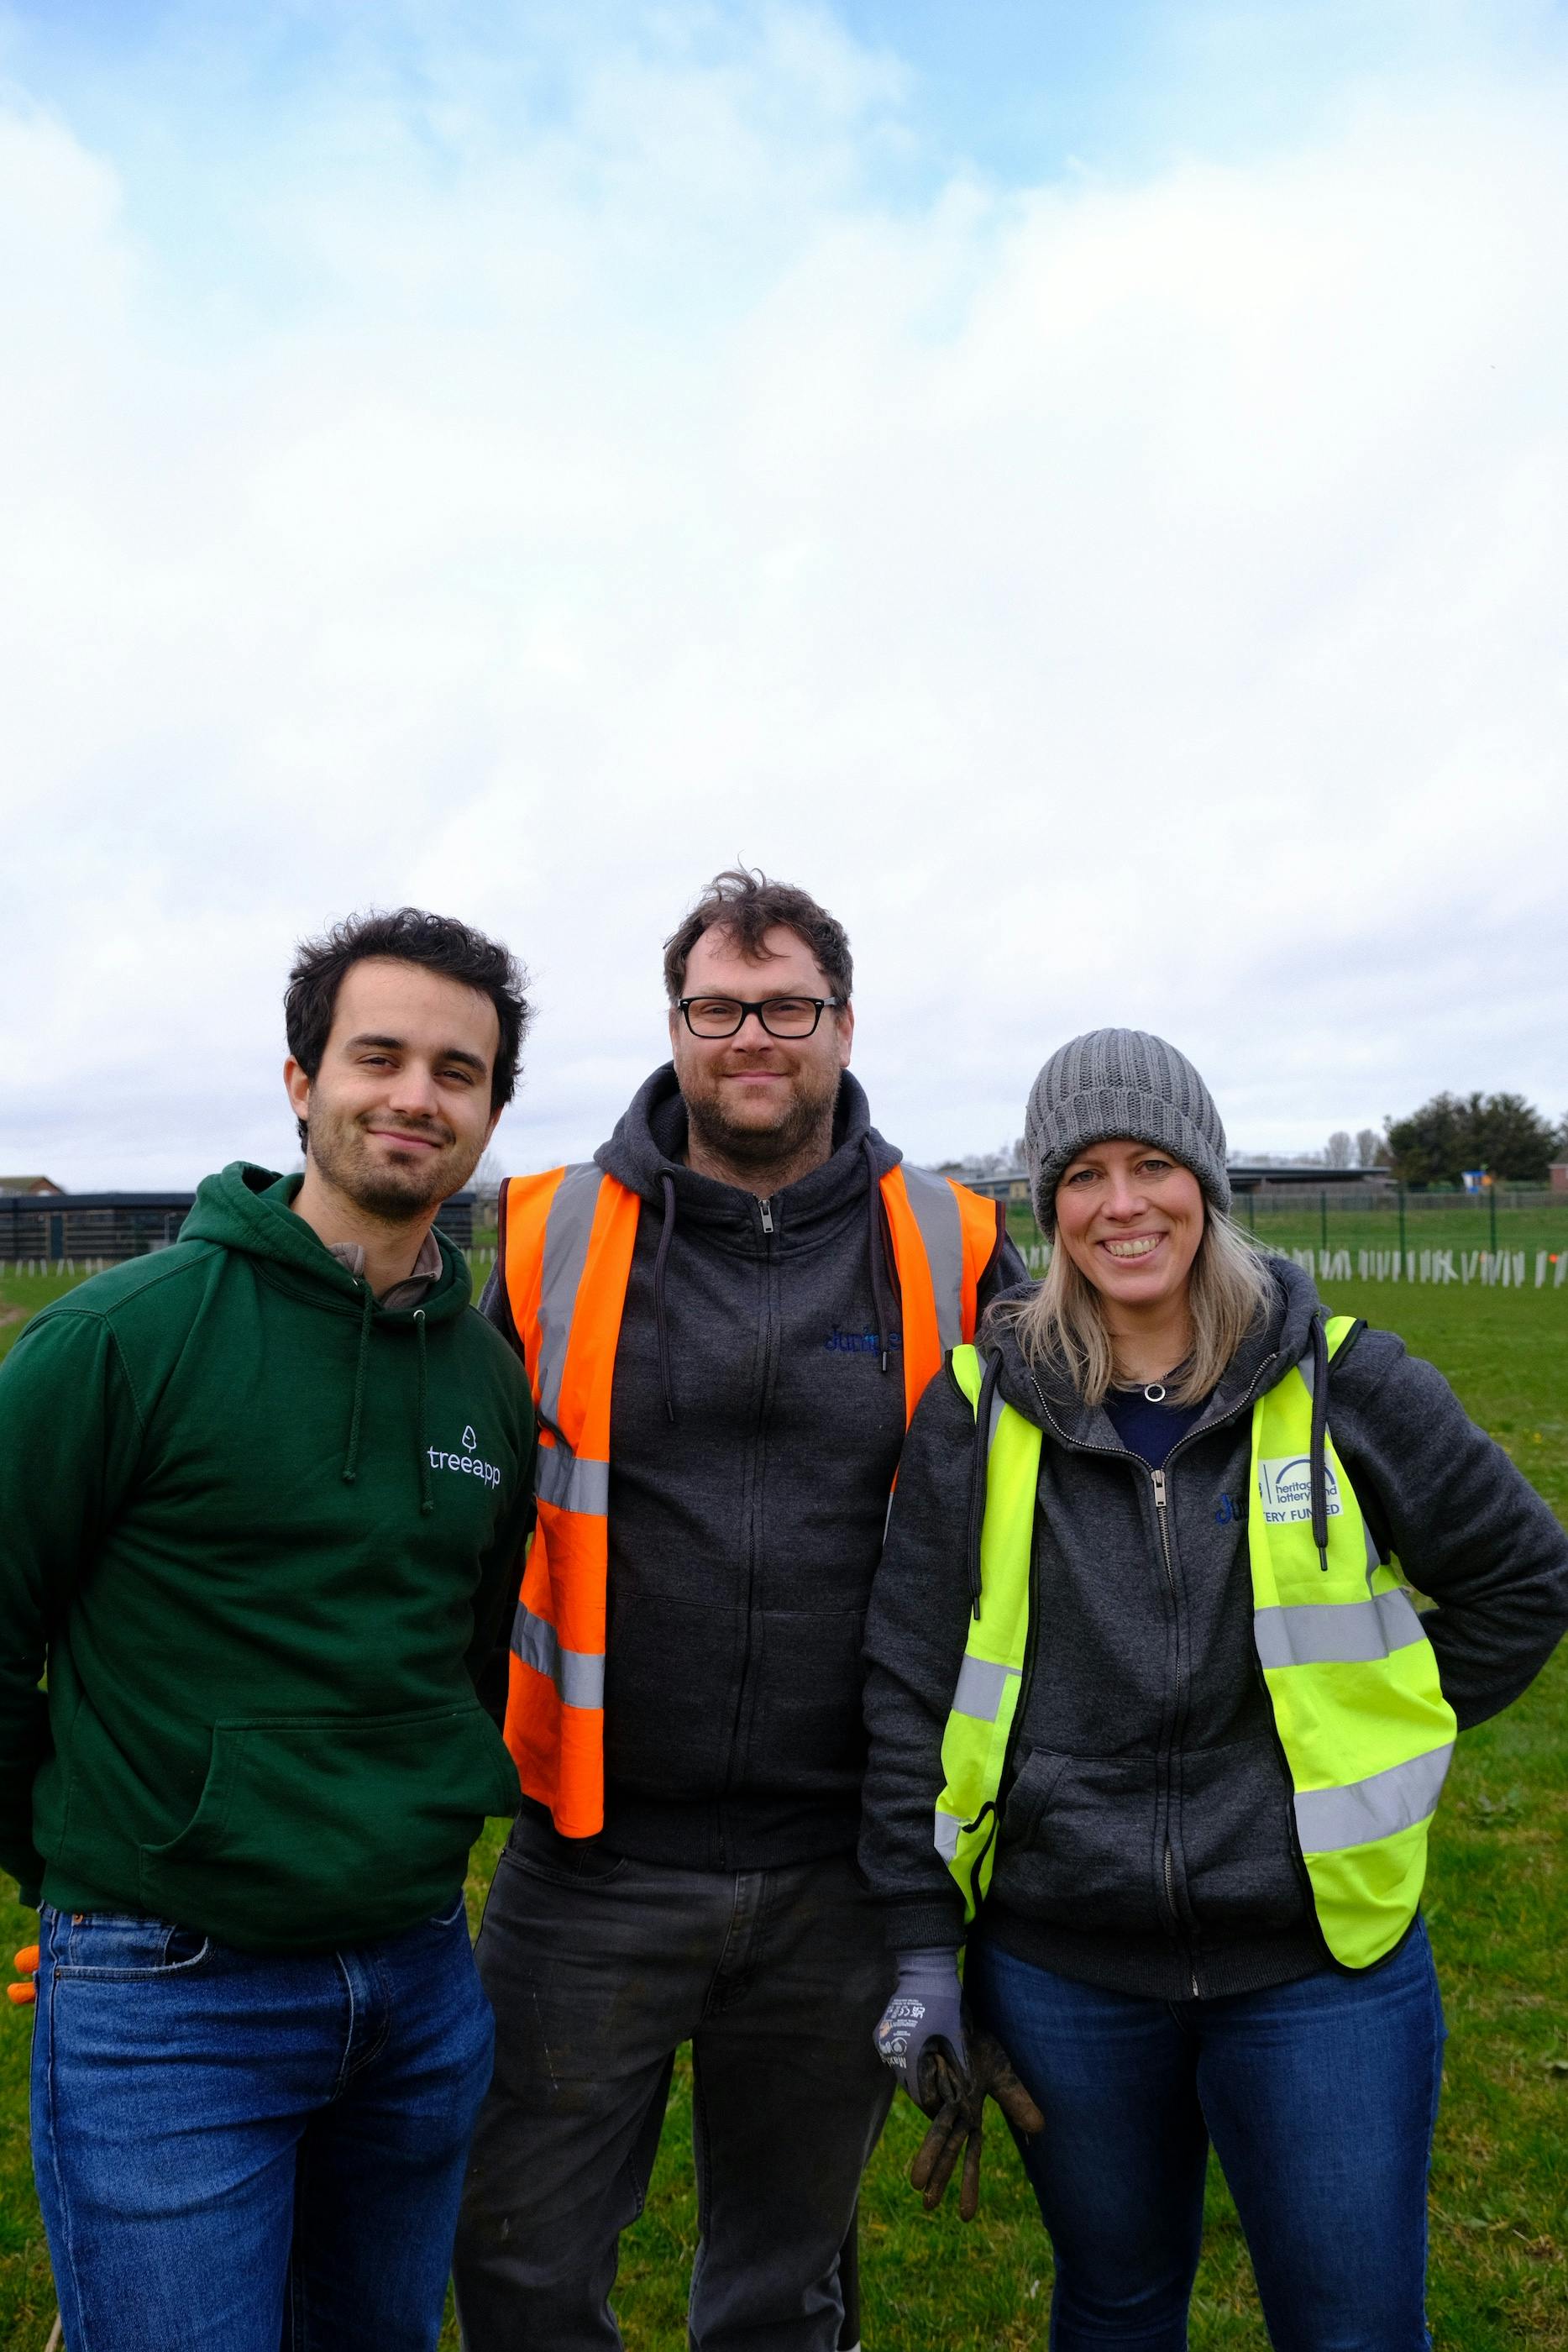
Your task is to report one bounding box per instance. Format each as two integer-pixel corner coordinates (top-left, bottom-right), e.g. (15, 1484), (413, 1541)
(385, 1061), (443, 1116)
(1101, 1173), (1150, 1219)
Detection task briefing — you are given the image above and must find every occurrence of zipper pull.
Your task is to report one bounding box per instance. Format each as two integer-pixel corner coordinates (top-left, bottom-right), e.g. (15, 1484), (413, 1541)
(759, 1197), (774, 1234)
(1151, 1468), (1167, 1510)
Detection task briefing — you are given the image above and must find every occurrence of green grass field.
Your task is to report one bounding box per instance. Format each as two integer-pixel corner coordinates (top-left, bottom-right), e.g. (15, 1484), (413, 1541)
(2, 1272), (1565, 2349)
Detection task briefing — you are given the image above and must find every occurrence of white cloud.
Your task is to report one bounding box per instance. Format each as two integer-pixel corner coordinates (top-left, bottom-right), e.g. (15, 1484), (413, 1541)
(1, 3), (1565, 1185)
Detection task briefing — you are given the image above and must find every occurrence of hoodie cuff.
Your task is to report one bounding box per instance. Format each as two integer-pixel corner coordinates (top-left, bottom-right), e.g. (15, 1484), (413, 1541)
(878, 1893), (967, 1952)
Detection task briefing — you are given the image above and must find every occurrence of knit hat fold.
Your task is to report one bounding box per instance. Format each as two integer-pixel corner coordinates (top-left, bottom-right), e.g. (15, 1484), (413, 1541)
(1023, 1030), (1230, 1231)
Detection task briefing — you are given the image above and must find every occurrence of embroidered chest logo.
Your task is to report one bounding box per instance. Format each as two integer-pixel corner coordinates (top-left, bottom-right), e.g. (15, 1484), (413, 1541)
(427, 1423), (502, 1490)
(823, 1326), (904, 1354)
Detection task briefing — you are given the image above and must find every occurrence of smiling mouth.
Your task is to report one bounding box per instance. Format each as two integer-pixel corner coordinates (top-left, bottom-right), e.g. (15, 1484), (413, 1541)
(1101, 1235), (1163, 1260)
(370, 1128), (446, 1152)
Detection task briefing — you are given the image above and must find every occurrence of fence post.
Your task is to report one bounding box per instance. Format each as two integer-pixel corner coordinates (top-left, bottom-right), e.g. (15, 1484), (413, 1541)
(1319, 1191), (1328, 1252)
(1488, 1183), (1498, 1254)
(1398, 1186), (1406, 1260)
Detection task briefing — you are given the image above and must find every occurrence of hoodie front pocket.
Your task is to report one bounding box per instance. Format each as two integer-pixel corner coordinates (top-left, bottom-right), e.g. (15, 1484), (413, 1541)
(993, 1747), (1165, 1935)
(139, 1704), (519, 1950)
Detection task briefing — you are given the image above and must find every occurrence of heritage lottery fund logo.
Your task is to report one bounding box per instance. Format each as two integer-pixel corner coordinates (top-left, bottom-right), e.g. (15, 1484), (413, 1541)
(427, 1424), (503, 1490)
(1256, 1457), (1344, 1525)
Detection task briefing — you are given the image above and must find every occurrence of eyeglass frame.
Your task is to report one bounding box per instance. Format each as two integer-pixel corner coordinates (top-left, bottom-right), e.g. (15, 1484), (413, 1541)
(675, 994), (846, 1040)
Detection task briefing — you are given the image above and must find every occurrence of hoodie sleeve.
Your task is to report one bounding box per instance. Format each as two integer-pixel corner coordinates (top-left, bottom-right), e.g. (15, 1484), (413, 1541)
(0, 1310), (147, 1904)
(860, 1358), (983, 1950)
(1330, 1328), (1568, 1731)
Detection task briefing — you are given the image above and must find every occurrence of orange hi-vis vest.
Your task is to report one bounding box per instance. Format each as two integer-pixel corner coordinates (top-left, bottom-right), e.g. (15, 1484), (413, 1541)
(499, 1160), (1003, 1837)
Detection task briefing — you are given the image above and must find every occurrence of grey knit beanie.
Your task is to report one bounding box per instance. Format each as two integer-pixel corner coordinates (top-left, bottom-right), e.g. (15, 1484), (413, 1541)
(1024, 1030), (1231, 1231)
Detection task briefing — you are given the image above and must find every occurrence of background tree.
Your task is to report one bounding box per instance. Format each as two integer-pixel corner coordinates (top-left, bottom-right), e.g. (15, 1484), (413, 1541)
(1324, 1131), (1353, 1168)
(1355, 1127), (1384, 1168)
(1385, 1091), (1557, 1187)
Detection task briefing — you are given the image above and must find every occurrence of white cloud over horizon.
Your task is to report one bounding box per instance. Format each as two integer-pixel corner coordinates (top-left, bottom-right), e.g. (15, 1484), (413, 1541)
(1, 2), (1565, 1189)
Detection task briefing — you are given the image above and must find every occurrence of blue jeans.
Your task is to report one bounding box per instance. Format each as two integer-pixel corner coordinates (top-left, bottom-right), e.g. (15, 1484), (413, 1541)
(968, 1922), (1445, 2352)
(30, 1898), (495, 2352)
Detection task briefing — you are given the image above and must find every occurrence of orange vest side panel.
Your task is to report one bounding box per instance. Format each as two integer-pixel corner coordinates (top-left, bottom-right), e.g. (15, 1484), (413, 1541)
(500, 1169), (639, 1839)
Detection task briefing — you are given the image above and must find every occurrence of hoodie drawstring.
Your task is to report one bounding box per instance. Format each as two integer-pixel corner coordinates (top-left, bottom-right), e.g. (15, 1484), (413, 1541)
(653, 1173), (678, 1424)
(342, 1282), (375, 1485)
(1308, 1310), (1330, 1572)
(414, 1309), (433, 1515)
(966, 1348), (1004, 1620)
(862, 1136), (894, 1375)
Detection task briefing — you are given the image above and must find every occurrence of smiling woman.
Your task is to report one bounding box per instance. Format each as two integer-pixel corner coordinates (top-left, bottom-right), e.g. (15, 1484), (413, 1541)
(858, 1025), (1568, 2352)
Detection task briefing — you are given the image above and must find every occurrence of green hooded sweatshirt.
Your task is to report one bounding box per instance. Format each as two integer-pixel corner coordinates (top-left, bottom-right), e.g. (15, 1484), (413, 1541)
(0, 1164), (534, 1953)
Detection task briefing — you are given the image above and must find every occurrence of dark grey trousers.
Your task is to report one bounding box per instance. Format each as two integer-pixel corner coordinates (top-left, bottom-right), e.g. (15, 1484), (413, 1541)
(453, 1818), (894, 2352)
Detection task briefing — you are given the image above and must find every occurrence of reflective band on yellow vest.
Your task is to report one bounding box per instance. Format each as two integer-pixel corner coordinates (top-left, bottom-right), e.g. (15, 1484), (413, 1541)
(936, 1325), (1456, 1966)
(933, 1346), (1039, 1922)
(1248, 1315), (1455, 1967)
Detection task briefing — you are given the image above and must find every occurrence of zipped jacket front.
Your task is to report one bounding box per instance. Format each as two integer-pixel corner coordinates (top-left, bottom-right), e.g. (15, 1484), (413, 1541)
(860, 1258), (1568, 2001)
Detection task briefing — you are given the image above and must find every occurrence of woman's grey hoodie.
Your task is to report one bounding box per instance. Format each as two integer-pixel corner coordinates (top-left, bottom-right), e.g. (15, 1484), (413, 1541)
(859, 1257), (1568, 2000)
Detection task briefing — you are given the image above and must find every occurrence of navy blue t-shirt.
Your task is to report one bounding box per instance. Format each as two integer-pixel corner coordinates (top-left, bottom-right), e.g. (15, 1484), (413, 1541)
(1103, 1383), (1211, 1468)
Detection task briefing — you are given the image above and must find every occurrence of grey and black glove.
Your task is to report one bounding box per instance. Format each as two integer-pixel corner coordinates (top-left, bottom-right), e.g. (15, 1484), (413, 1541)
(873, 1948), (968, 2113)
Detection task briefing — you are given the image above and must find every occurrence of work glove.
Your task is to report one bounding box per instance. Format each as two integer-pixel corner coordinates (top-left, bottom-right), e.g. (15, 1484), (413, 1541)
(873, 1948), (968, 2111)
(8, 1946), (39, 2008)
(909, 2028), (1045, 2223)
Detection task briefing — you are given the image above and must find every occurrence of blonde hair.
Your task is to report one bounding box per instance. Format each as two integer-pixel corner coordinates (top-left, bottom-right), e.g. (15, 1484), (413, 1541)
(1004, 1210), (1272, 1407)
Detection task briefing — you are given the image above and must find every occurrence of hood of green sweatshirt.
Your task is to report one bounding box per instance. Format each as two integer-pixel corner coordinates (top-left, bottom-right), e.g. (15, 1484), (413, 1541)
(180, 1163), (473, 1325)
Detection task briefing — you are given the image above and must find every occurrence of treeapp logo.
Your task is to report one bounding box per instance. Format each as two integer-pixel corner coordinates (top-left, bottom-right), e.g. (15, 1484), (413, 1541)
(429, 1424), (501, 1489)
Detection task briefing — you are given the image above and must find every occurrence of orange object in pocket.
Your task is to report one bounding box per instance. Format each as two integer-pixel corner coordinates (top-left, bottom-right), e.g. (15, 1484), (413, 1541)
(8, 1945), (39, 2007)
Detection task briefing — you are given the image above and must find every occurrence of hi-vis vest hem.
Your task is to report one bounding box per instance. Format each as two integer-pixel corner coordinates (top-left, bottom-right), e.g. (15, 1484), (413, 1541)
(935, 1324), (1457, 1971)
(501, 1158), (1001, 1837)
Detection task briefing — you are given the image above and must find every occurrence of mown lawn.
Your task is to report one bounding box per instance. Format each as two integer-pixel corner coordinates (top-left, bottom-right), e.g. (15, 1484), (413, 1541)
(2, 1273), (1564, 2349)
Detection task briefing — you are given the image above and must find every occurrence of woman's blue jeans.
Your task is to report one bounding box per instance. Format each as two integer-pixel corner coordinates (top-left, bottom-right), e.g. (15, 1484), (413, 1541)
(29, 1898), (495, 2352)
(968, 1921), (1445, 2352)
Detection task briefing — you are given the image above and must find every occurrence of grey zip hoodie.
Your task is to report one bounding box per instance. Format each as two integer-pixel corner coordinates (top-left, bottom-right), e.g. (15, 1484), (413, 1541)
(484, 1064), (1021, 1872)
(859, 1257), (1568, 1998)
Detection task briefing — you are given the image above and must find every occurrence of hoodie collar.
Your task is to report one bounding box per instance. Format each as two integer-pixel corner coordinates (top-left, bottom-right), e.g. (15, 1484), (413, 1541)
(178, 1163), (472, 1323)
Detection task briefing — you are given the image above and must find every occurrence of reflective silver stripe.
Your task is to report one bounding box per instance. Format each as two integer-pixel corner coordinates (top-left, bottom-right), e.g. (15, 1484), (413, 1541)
(534, 1435), (610, 1516)
(952, 1653), (1021, 1722)
(1294, 1742), (1453, 1853)
(1254, 1588), (1426, 1668)
(510, 1603), (605, 1710)
(535, 1164), (605, 1431)
(899, 1167), (966, 1351)
(933, 1809), (962, 1861)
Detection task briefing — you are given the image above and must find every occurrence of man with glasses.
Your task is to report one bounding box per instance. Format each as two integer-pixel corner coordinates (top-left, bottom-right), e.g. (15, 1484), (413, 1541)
(454, 869), (1023, 2352)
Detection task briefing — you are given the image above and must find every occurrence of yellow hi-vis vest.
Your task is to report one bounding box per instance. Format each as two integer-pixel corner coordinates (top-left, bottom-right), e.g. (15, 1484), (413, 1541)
(935, 1322), (1458, 1970)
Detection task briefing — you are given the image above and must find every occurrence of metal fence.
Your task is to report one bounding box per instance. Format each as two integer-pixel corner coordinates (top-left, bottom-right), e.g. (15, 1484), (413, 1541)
(0, 1188), (476, 1265)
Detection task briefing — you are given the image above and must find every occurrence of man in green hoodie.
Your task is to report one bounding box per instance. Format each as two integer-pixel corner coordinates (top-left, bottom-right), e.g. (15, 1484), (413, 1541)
(0, 906), (538, 2352)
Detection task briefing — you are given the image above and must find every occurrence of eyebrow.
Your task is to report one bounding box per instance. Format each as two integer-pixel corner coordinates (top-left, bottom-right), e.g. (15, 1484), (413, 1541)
(342, 1032), (489, 1075)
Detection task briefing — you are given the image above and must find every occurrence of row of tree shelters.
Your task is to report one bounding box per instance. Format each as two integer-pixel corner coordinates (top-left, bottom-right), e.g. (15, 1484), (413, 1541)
(0, 1189), (479, 1264)
(957, 1164), (1398, 1204)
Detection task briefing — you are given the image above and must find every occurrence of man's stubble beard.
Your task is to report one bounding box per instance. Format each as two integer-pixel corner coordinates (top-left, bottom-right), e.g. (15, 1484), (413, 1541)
(682, 1063), (841, 1174)
(305, 1104), (481, 1223)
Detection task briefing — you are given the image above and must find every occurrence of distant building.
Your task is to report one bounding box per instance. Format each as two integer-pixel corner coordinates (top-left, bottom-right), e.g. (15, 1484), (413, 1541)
(1550, 1164), (1568, 1195)
(0, 1175), (66, 1195)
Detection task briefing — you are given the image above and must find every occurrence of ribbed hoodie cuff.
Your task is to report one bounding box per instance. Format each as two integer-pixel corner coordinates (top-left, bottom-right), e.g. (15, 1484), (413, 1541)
(878, 1893), (966, 1951)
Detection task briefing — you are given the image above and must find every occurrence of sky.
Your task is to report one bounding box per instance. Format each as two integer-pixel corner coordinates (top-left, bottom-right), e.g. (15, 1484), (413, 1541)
(2, 0), (1565, 1188)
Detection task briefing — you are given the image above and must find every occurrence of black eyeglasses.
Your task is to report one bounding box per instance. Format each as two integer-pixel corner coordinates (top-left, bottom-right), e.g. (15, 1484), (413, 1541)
(677, 995), (844, 1039)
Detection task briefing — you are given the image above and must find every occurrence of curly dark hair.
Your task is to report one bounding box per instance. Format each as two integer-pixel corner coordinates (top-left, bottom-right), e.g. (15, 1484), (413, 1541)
(286, 906), (532, 1149)
(661, 868), (852, 1004)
